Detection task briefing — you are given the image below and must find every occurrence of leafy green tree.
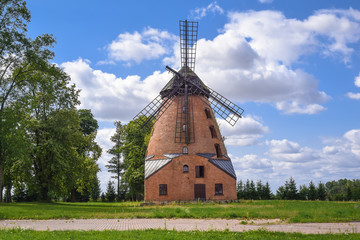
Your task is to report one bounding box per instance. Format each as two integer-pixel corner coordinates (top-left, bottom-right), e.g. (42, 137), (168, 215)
(106, 121), (124, 201)
(12, 182), (27, 202)
(68, 109), (101, 202)
(284, 177), (298, 200)
(0, 0), (57, 202)
(298, 184), (308, 200)
(317, 182), (327, 200)
(308, 181), (316, 200)
(100, 192), (106, 202)
(90, 177), (101, 202)
(24, 64), (81, 201)
(237, 180), (244, 199)
(276, 186), (285, 200)
(120, 117), (152, 201)
(106, 180), (116, 202)
(249, 180), (256, 200)
(262, 181), (272, 200)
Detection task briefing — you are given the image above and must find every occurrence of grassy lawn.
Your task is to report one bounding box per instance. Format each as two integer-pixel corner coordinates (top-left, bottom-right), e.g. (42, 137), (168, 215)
(0, 200), (359, 223)
(0, 229), (360, 240)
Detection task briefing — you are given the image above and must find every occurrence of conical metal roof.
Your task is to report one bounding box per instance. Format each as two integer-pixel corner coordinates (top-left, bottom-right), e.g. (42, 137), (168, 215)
(160, 66), (210, 98)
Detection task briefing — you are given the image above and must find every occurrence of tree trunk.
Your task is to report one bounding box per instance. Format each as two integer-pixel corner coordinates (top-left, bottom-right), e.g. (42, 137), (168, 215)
(5, 183), (11, 203)
(41, 185), (49, 202)
(71, 189), (76, 202)
(0, 167), (3, 202)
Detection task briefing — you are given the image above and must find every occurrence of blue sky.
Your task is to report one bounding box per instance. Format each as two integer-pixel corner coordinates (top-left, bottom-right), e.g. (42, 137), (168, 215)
(27, 0), (360, 192)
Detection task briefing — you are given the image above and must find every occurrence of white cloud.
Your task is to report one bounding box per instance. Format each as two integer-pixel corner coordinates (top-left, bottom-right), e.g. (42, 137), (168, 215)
(226, 9), (360, 64)
(61, 58), (171, 122)
(105, 27), (177, 64)
(218, 115), (269, 146)
(347, 73), (360, 100)
(235, 129), (360, 189)
(190, 1), (224, 20)
(266, 139), (319, 162)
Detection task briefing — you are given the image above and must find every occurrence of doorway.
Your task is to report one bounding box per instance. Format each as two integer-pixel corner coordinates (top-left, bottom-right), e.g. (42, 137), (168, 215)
(194, 184), (206, 201)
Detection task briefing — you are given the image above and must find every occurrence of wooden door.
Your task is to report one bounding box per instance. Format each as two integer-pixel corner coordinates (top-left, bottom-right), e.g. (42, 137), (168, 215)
(194, 184), (206, 201)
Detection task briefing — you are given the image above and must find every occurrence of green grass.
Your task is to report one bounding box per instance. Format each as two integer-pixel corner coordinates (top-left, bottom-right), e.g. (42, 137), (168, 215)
(0, 229), (360, 240)
(0, 200), (359, 223)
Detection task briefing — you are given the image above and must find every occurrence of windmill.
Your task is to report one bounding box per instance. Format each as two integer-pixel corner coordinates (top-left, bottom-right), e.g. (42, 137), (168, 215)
(133, 20), (244, 201)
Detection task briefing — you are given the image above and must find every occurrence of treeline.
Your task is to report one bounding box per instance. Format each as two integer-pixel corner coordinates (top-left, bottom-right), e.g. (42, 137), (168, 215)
(1, 0), (101, 202)
(238, 178), (360, 201)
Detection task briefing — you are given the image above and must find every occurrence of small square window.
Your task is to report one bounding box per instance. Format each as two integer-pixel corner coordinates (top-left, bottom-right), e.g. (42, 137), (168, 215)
(183, 165), (189, 173)
(215, 184), (223, 195)
(159, 184), (167, 195)
(183, 146), (188, 154)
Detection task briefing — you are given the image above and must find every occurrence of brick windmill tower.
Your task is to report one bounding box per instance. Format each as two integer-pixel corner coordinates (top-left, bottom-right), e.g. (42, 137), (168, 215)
(133, 20), (244, 201)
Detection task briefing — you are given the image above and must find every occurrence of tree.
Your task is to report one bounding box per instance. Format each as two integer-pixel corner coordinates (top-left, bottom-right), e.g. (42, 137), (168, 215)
(106, 180), (116, 202)
(317, 182), (326, 201)
(262, 181), (272, 200)
(237, 180), (244, 199)
(0, 0), (57, 202)
(120, 117), (153, 201)
(106, 121), (124, 201)
(308, 181), (316, 200)
(298, 184), (309, 200)
(256, 180), (263, 200)
(90, 177), (101, 202)
(276, 186), (286, 200)
(284, 177), (298, 200)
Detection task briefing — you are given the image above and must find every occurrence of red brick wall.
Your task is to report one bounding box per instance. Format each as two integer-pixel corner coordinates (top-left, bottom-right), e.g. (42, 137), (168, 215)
(145, 155), (237, 201)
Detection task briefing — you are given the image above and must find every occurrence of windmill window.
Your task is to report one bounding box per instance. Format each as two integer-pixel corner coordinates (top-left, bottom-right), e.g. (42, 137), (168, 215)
(159, 184), (167, 195)
(215, 184), (223, 195)
(182, 124), (187, 132)
(195, 166), (204, 178)
(215, 144), (222, 158)
(209, 126), (217, 138)
(183, 165), (189, 173)
(183, 147), (188, 154)
(205, 108), (211, 119)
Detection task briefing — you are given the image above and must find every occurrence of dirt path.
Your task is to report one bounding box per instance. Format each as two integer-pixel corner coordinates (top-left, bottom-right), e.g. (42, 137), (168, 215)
(1, 219), (359, 234)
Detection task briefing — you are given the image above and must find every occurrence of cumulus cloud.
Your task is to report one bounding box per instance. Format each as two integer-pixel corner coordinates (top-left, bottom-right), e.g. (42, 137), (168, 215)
(218, 115), (269, 146)
(226, 9), (360, 64)
(190, 1), (224, 20)
(61, 58), (171, 121)
(266, 139), (319, 162)
(105, 27), (177, 64)
(190, 8), (360, 114)
(233, 129), (360, 189)
(346, 73), (360, 99)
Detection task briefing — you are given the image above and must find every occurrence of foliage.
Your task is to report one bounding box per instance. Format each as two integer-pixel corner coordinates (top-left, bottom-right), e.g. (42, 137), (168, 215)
(326, 179), (360, 201)
(0, 0), (102, 202)
(90, 178), (101, 201)
(106, 180), (116, 202)
(112, 116), (153, 201)
(0, 0), (58, 202)
(237, 179), (272, 200)
(106, 121), (124, 201)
